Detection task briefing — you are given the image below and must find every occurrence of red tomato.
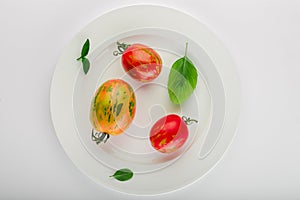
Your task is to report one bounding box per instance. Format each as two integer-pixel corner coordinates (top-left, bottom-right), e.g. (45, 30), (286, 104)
(149, 114), (188, 153)
(115, 43), (162, 82)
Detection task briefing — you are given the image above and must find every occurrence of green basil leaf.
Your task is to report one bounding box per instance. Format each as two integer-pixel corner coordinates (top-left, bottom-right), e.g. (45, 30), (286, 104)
(82, 57), (90, 74)
(76, 39), (90, 61)
(168, 43), (198, 104)
(110, 168), (133, 181)
(81, 39), (90, 58)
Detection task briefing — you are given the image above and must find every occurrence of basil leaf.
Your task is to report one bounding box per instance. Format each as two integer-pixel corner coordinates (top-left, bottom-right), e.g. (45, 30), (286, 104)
(76, 39), (91, 74)
(168, 43), (198, 104)
(81, 39), (90, 58)
(76, 39), (90, 60)
(82, 57), (90, 74)
(110, 168), (133, 181)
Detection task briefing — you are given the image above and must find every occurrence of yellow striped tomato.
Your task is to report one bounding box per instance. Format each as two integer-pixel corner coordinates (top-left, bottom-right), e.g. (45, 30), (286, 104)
(90, 79), (136, 144)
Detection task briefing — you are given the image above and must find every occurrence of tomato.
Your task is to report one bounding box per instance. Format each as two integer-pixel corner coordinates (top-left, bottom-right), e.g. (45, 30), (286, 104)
(114, 42), (162, 82)
(90, 79), (136, 143)
(149, 114), (189, 153)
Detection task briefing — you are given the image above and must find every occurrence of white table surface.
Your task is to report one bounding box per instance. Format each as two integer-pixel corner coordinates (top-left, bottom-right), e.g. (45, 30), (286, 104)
(1, 0), (299, 199)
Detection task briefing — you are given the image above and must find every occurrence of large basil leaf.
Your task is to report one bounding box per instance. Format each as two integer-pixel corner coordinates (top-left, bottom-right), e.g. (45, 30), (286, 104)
(168, 48), (198, 104)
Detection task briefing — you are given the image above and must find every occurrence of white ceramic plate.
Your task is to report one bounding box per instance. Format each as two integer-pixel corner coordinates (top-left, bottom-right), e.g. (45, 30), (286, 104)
(50, 5), (240, 195)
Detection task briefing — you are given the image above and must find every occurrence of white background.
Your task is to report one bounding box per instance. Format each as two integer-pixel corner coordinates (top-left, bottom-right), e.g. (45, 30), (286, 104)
(0, 0), (299, 199)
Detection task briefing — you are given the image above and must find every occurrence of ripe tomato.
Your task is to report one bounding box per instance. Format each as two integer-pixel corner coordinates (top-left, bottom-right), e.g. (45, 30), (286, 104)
(114, 42), (162, 82)
(90, 79), (136, 143)
(149, 114), (189, 153)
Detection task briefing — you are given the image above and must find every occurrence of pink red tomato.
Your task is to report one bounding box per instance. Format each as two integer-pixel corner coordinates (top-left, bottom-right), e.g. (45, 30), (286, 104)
(149, 114), (189, 153)
(115, 43), (162, 82)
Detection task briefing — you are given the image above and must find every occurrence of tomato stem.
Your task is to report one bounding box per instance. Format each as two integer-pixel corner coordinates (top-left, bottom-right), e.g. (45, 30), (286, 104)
(91, 129), (110, 144)
(182, 116), (198, 125)
(113, 41), (130, 56)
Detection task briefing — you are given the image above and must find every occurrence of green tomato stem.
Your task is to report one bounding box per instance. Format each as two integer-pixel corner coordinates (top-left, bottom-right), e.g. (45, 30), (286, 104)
(113, 42), (130, 56)
(91, 129), (110, 144)
(182, 116), (198, 125)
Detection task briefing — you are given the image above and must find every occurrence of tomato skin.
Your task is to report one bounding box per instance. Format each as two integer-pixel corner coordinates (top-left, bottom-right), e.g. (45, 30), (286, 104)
(122, 43), (162, 82)
(90, 79), (136, 136)
(149, 114), (188, 153)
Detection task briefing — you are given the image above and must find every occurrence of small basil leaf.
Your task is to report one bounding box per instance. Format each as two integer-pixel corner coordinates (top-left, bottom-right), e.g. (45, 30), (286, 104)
(81, 39), (90, 58)
(168, 44), (198, 104)
(110, 168), (133, 181)
(82, 57), (90, 74)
